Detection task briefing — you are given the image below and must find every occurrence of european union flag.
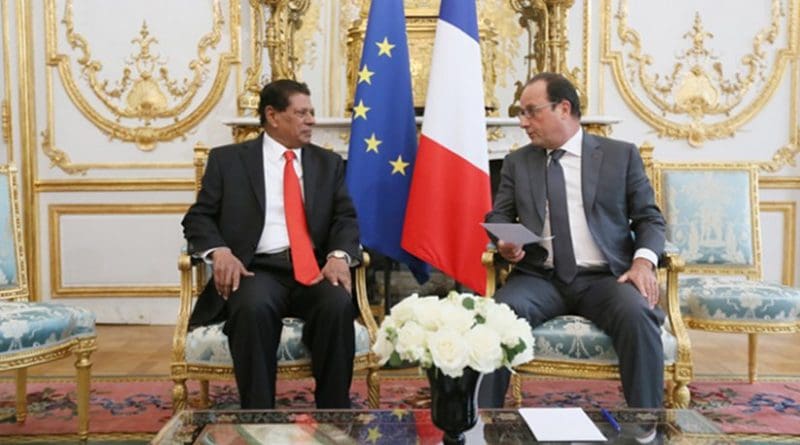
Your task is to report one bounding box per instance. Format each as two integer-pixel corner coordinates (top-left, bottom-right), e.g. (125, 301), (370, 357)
(346, 0), (429, 283)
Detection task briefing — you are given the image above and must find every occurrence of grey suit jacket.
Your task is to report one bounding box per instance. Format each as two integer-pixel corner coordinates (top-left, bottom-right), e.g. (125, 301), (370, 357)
(182, 134), (361, 326)
(486, 132), (665, 276)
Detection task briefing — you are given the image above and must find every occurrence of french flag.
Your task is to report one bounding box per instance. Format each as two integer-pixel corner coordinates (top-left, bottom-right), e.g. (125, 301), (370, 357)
(402, 0), (492, 295)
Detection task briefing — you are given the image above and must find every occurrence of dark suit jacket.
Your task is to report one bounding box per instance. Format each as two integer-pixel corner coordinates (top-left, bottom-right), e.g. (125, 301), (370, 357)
(182, 134), (361, 327)
(486, 132), (665, 276)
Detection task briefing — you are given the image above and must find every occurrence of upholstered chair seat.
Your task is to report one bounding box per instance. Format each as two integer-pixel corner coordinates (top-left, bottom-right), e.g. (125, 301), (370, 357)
(530, 315), (679, 366)
(184, 318), (372, 367)
(0, 302), (95, 352)
(679, 276), (800, 324)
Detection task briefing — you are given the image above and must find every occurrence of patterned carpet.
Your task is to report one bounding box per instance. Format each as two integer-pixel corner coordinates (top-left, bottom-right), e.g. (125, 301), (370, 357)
(0, 375), (798, 442)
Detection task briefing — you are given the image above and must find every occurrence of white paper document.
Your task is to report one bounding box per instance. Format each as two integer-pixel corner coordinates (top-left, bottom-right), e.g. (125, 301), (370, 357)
(519, 407), (607, 442)
(481, 223), (551, 246)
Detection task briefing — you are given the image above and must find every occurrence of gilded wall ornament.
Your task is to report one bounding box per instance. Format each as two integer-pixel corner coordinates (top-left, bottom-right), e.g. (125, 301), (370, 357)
(238, 0), (317, 115)
(46, 0), (238, 154)
(602, 0), (797, 151)
(509, 0), (588, 117)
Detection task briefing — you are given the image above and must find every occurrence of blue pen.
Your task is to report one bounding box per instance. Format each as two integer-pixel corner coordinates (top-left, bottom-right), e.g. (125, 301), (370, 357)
(600, 408), (621, 432)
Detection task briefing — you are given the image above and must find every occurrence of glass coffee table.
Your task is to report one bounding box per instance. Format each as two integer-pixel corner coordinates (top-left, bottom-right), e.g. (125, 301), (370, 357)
(151, 408), (746, 444)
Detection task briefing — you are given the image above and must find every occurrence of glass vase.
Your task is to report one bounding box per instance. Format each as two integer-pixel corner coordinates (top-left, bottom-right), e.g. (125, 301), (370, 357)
(426, 366), (483, 445)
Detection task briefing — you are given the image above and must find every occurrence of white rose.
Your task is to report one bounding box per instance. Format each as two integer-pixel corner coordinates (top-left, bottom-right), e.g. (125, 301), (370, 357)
(372, 327), (396, 365)
(464, 325), (504, 373)
(435, 302), (475, 333)
(484, 302), (527, 346)
(395, 321), (427, 362)
(413, 296), (443, 331)
(427, 328), (470, 378)
(507, 318), (535, 366)
(389, 293), (420, 325)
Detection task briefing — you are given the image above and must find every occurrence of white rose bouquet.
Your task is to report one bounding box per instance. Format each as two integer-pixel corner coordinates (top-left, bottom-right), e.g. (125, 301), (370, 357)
(372, 291), (535, 378)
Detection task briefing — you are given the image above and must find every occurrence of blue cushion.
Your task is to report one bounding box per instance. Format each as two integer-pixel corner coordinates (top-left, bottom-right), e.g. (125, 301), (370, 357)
(185, 317), (371, 366)
(531, 315), (677, 365)
(679, 276), (800, 323)
(0, 302), (96, 355)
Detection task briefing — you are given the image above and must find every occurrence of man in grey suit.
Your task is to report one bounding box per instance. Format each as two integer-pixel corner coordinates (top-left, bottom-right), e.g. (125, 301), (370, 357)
(478, 72), (666, 409)
(182, 79), (361, 409)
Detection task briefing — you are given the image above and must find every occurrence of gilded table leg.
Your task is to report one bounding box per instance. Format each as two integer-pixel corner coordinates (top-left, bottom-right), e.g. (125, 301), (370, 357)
(511, 373), (522, 408)
(748, 333), (758, 383)
(75, 349), (93, 441)
(367, 368), (380, 409)
(15, 368), (27, 423)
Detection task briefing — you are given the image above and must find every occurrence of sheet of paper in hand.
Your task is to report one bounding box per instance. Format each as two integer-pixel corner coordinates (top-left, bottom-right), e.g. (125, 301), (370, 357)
(481, 223), (552, 246)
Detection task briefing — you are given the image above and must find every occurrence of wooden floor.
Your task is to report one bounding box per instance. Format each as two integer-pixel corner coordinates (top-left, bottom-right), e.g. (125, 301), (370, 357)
(4, 325), (798, 379)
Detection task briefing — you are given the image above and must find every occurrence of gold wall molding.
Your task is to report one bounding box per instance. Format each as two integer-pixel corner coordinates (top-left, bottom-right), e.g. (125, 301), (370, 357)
(44, 0), (239, 156)
(759, 176), (800, 189)
(36, 178), (194, 192)
(1, 0), (12, 162)
(602, 0), (798, 151)
(760, 201), (796, 286)
(48, 203), (188, 298)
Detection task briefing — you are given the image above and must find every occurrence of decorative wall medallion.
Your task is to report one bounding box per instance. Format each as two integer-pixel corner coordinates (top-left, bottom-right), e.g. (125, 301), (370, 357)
(45, 0), (239, 157)
(602, 0), (797, 151)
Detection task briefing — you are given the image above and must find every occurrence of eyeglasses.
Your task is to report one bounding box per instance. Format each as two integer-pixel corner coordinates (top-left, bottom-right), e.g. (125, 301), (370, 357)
(517, 102), (556, 119)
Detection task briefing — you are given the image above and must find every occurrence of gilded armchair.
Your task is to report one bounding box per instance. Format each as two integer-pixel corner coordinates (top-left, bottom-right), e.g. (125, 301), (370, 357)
(170, 144), (381, 411)
(483, 247), (693, 408)
(0, 164), (97, 440)
(642, 146), (800, 383)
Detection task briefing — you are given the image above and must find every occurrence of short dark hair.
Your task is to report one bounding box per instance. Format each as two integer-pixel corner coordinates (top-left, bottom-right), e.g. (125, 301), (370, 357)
(258, 79), (311, 126)
(527, 72), (581, 118)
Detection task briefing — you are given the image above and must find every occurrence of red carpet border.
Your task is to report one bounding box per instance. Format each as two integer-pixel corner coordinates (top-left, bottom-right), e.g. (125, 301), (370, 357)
(0, 376), (798, 436)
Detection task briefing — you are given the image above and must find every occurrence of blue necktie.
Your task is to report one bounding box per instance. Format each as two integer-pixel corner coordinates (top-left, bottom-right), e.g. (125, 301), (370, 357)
(547, 149), (577, 282)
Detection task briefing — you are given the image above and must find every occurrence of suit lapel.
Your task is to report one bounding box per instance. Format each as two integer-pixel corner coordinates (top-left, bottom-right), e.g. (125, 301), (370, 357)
(525, 147), (548, 229)
(241, 135), (266, 213)
(581, 133), (603, 214)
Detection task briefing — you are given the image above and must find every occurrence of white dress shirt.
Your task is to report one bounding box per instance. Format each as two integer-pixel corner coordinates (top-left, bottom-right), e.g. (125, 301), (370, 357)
(256, 134), (304, 254)
(541, 128), (657, 269)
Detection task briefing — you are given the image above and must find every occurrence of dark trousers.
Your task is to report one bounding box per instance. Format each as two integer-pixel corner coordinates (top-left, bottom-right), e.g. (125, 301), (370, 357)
(221, 252), (356, 409)
(478, 267), (665, 408)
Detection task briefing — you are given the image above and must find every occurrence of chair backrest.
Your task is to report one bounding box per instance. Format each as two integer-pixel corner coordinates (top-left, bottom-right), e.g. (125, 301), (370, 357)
(649, 158), (761, 280)
(0, 164), (29, 302)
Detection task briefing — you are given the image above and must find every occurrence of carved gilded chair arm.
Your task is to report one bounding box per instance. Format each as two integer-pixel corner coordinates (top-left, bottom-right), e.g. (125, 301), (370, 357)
(660, 252), (692, 370)
(353, 252), (378, 344)
(171, 252), (195, 364)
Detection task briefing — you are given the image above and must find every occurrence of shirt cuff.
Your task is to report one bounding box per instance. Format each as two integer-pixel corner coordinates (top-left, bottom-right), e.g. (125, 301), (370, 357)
(327, 250), (355, 267)
(198, 247), (222, 265)
(634, 248), (658, 269)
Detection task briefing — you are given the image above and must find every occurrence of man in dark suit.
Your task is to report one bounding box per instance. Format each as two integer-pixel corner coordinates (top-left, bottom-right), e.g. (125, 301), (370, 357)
(182, 79), (361, 409)
(478, 73), (666, 409)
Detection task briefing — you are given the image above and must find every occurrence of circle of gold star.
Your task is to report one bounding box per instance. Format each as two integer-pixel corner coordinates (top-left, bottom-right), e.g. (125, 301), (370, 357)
(352, 100), (370, 120)
(389, 155), (410, 175)
(358, 65), (375, 84)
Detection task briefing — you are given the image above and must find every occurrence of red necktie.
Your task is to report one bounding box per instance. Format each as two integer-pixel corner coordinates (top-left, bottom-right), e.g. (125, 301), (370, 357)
(283, 150), (320, 285)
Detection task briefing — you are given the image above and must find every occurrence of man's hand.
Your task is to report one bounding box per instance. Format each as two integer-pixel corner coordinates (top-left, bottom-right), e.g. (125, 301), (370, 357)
(211, 247), (254, 299)
(321, 257), (351, 293)
(617, 257), (659, 308)
(497, 240), (525, 263)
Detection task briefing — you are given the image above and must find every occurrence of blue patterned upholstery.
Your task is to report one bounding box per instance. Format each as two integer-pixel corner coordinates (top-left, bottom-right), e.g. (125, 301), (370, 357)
(185, 317), (372, 366)
(661, 169), (756, 269)
(0, 302), (96, 354)
(531, 315), (677, 365)
(679, 276), (800, 323)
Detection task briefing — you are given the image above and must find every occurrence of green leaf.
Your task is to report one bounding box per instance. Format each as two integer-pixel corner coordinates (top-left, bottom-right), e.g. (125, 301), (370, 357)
(475, 314), (486, 324)
(388, 351), (402, 367)
(462, 297), (475, 310)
